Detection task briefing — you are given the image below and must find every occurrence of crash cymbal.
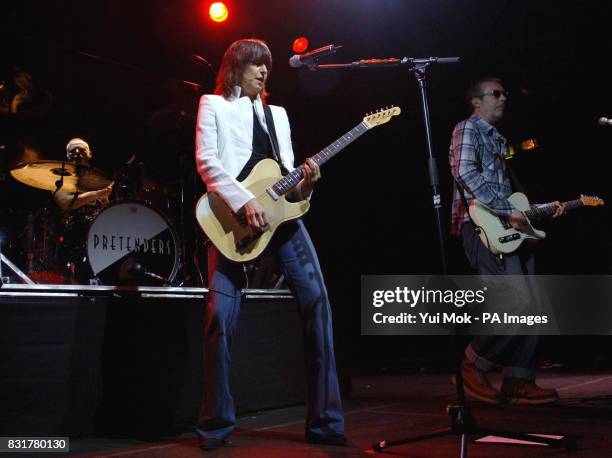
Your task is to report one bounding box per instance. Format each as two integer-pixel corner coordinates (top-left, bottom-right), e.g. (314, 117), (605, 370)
(10, 160), (112, 193)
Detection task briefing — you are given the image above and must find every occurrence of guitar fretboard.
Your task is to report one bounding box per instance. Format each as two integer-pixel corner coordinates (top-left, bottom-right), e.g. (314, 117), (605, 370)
(525, 199), (582, 221)
(271, 122), (369, 196)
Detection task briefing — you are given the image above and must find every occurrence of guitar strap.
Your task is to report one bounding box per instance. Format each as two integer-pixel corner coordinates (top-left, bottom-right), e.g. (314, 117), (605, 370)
(263, 105), (281, 163)
(263, 104), (291, 176)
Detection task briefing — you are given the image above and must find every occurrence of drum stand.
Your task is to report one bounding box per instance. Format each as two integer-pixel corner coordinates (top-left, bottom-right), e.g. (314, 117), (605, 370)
(1, 253), (34, 285)
(176, 151), (206, 287)
(175, 152), (190, 286)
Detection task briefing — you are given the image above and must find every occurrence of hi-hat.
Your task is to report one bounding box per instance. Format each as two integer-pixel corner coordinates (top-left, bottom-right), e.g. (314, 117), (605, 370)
(10, 160), (112, 193)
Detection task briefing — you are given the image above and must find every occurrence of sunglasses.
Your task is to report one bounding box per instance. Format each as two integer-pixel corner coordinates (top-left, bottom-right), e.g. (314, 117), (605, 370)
(481, 90), (508, 98)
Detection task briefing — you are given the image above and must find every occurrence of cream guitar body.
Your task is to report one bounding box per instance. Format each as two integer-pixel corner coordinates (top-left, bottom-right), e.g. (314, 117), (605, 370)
(196, 159), (309, 262)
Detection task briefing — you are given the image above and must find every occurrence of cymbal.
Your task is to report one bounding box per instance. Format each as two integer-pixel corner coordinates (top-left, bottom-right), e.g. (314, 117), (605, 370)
(10, 160), (112, 193)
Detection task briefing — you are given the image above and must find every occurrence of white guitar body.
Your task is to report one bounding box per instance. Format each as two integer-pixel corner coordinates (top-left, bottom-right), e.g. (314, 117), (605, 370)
(469, 192), (545, 255)
(196, 159), (309, 262)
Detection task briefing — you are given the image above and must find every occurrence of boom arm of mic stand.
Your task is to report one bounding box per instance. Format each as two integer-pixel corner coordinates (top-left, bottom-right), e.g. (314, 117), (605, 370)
(307, 56), (460, 71)
(402, 56), (461, 65)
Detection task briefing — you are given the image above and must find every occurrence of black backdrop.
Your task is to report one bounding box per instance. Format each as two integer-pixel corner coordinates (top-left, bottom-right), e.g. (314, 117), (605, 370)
(2, 0), (611, 371)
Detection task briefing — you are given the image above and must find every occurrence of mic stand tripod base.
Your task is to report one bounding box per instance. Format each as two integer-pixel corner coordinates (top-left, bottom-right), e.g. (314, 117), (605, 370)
(371, 346), (575, 455)
(372, 396), (575, 455)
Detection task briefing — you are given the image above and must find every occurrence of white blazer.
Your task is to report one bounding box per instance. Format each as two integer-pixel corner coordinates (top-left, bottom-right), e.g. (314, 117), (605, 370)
(195, 87), (296, 213)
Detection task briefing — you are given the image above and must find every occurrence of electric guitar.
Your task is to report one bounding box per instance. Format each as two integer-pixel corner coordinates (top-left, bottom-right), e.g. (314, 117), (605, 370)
(196, 106), (401, 262)
(469, 192), (605, 255)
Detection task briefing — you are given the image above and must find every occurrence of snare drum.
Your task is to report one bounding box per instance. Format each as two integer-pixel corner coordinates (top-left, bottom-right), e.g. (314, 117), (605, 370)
(86, 201), (179, 285)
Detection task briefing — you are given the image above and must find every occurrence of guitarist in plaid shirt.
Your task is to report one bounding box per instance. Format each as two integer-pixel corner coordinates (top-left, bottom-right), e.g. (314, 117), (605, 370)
(449, 76), (564, 405)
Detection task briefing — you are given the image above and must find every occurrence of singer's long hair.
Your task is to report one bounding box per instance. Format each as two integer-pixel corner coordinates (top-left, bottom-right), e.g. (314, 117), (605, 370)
(215, 38), (272, 103)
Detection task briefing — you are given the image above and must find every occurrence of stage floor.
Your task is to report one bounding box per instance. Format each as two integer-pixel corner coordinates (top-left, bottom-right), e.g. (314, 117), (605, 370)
(56, 370), (612, 457)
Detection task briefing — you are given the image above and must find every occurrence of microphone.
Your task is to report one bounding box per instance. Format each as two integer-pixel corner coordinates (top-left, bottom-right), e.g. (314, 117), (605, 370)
(142, 270), (167, 282)
(598, 117), (612, 126)
(289, 44), (342, 68)
(129, 260), (168, 283)
(192, 54), (213, 68)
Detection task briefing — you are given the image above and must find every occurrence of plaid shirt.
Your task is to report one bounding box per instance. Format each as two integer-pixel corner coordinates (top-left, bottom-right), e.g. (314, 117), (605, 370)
(449, 115), (513, 237)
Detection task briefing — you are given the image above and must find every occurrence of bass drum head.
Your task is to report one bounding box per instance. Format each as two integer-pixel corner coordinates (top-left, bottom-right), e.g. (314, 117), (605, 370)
(86, 201), (179, 285)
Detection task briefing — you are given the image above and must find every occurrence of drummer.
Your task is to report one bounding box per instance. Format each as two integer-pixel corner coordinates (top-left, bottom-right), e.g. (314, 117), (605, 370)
(53, 138), (113, 210)
(50, 138), (112, 283)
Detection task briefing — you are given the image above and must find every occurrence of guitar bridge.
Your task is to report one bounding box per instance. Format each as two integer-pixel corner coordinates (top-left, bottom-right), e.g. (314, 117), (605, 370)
(236, 234), (257, 251)
(236, 226), (268, 251)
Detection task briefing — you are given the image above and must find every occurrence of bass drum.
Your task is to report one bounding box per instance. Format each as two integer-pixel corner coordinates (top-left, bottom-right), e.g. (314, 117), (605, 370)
(87, 201), (179, 285)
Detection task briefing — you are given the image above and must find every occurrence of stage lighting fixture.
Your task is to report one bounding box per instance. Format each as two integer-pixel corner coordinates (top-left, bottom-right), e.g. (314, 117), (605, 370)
(292, 37), (309, 53)
(520, 138), (538, 151)
(209, 2), (229, 23)
(504, 138), (539, 159)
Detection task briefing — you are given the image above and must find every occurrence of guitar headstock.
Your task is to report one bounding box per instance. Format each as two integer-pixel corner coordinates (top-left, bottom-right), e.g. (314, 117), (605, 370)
(363, 106), (401, 129)
(580, 195), (605, 207)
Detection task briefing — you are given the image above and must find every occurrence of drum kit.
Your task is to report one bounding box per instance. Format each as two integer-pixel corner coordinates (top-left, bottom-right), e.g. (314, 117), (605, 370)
(8, 158), (186, 286)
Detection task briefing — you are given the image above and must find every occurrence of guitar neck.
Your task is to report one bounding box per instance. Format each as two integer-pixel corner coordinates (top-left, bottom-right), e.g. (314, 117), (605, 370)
(525, 199), (582, 221)
(271, 122), (369, 196)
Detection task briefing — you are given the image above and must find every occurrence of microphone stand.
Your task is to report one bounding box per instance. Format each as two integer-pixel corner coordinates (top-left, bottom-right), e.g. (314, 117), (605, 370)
(309, 56), (454, 274)
(307, 55), (573, 456)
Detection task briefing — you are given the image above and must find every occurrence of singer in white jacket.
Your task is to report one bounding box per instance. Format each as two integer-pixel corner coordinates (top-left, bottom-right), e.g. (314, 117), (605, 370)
(194, 38), (345, 450)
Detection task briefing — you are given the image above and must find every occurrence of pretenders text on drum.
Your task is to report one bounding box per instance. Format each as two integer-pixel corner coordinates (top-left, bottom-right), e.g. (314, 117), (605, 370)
(87, 201), (179, 285)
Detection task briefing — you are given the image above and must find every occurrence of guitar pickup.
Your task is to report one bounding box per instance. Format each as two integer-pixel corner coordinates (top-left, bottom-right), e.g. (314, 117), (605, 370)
(266, 187), (279, 201)
(498, 233), (521, 244)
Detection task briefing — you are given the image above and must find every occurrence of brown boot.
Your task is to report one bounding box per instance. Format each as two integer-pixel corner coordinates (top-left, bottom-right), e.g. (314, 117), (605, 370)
(451, 359), (503, 404)
(501, 378), (560, 405)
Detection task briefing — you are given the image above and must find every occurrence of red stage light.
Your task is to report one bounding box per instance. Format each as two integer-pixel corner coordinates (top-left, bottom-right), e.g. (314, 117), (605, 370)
(292, 37), (309, 53)
(209, 2), (229, 23)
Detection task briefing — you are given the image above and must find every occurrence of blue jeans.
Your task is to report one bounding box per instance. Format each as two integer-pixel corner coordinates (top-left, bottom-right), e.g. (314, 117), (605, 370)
(461, 222), (538, 380)
(196, 220), (344, 440)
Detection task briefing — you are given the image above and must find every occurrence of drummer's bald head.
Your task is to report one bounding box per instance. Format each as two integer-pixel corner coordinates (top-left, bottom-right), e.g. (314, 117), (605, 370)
(66, 138), (92, 162)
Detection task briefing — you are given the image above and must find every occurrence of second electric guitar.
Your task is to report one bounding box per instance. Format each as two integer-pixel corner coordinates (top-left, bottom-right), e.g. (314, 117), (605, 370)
(196, 106), (401, 262)
(469, 192), (604, 255)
